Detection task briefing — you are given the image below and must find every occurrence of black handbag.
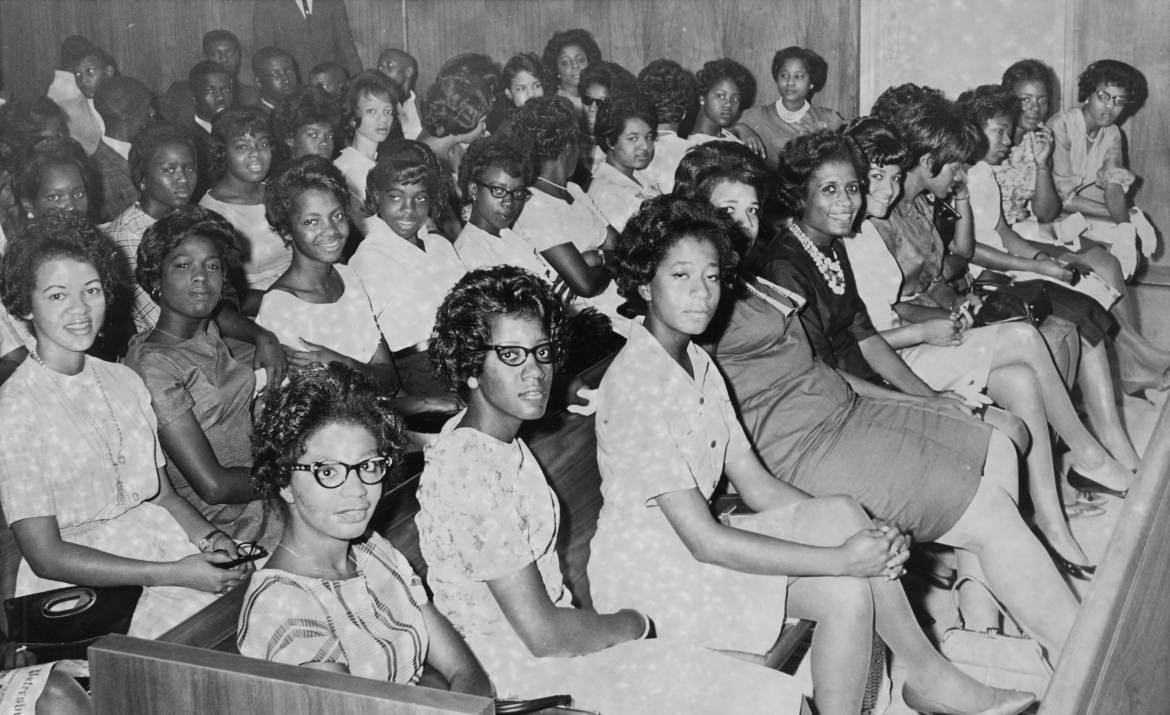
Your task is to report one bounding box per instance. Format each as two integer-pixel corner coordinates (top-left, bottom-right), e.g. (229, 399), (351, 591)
(972, 278), (1053, 327)
(4, 584), (142, 661)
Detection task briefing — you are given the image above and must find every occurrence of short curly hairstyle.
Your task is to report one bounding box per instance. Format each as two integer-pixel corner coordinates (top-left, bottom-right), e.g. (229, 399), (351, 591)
(362, 139), (442, 217)
(128, 122), (199, 188)
(635, 59), (697, 126)
(503, 53), (548, 91)
(504, 95), (578, 165)
(696, 58), (758, 110)
(1076, 59), (1147, 109)
(430, 266), (565, 393)
(251, 362), (407, 507)
(594, 92), (657, 152)
(456, 137), (534, 202)
(615, 195), (739, 307)
(0, 97), (69, 157)
(14, 138), (95, 220)
(421, 74), (494, 138)
(136, 205), (241, 300)
(209, 106), (270, 182)
(777, 130), (867, 217)
(340, 70), (403, 147)
(843, 115), (911, 170)
(542, 28), (602, 84)
(871, 85), (978, 174)
(1001, 58), (1055, 96)
(771, 46), (829, 92)
(0, 212), (124, 332)
(439, 52), (503, 99)
(674, 140), (770, 205)
(955, 84), (1020, 160)
(265, 154), (350, 243)
(271, 86), (342, 163)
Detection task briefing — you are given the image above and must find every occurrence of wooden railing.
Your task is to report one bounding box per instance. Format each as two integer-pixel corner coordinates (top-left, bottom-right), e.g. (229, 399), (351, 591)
(1040, 397), (1170, 714)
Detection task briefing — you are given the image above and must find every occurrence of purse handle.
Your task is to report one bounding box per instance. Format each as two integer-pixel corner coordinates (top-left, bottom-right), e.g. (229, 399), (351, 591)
(948, 575), (1030, 636)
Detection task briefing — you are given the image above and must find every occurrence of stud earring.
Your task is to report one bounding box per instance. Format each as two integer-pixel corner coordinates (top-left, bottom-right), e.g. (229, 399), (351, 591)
(467, 376), (480, 390)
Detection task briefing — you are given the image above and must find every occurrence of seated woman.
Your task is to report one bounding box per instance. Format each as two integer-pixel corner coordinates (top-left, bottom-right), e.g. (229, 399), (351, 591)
(14, 138), (92, 223)
(486, 53), (545, 133)
(587, 93), (661, 232)
(418, 74), (492, 236)
(541, 28), (602, 116)
(691, 58), (757, 145)
(238, 362), (493, 695)
(199, 106), (291, 292)
(674, 143), (1079, 665)
(0, 214), (249, 639)
(349, 139), (467, 395)
(125, 206), (281, 549)
(0, 96), (70, 161)
(735, 46), (845, 171)
(575, 61), (638, 175)
(0, 637), (91, 715)
(271, 86), (341, 169)
(453, 138), (559, 287)
(995, 60), (1170, 395)
(1048, 60), (1151, 278)
(636, 59), (698, 193)
(333, 71), (401, 234)
(592, 195), (1035, 715)
(416, 266), (805, 714)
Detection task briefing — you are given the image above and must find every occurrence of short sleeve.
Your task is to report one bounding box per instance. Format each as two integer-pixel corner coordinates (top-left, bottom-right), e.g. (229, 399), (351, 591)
(1047, 112), (1079, 201)
(366, 534), (429, 606)
(419, 435), (541, 582)
(117, 363), (168, 471)
(238, 577), (344, 667)
(130, 350), (195, 426)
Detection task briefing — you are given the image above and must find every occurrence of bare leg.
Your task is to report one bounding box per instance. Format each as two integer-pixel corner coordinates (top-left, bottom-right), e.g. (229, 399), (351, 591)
(1078, 342), (1141, 470)
(36, 669), (92, 715)
(786, 575), (872, 715)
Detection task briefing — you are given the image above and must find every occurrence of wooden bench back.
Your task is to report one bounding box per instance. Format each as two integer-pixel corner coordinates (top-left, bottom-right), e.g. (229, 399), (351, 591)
(90, 634), (493, 715)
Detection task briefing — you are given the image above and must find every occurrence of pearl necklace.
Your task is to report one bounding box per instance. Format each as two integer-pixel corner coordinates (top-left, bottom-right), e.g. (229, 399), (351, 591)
(30, 351), (130, 504)
(790, 224), (846, 295)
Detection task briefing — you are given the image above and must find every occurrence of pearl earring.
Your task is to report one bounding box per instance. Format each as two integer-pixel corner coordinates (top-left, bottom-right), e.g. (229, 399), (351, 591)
(467, 376), (480, 390)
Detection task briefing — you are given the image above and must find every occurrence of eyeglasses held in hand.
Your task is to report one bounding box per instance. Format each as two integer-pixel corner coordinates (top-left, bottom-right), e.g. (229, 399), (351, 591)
(476, 181), (532, 202)
(1094, 89), (1129, 108)
(487, 342), (558, 366)
(290, 456), (392, 488)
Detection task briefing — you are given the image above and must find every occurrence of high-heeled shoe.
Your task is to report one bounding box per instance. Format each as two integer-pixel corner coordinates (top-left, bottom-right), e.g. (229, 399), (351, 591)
(1067, 468), (1129, 499)
(902, 682), (1036, 715)
(1030, 526), (1097, 580)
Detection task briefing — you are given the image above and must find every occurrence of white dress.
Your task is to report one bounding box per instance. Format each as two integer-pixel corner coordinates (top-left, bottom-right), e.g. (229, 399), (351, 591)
(255, 264), (383, 362)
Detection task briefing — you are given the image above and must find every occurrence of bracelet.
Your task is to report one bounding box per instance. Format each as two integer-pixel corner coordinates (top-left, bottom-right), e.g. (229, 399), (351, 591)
(638, 612), (657, 639)
(197, 529), (228, 553)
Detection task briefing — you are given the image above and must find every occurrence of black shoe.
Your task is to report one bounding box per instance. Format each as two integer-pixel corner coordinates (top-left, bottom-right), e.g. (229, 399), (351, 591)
(1030, 526), (1096, 581)
(1066, 469), (1129, 499)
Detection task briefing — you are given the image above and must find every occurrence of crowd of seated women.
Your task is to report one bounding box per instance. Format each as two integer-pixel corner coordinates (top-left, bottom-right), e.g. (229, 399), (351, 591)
(0, 21), (1163, 715)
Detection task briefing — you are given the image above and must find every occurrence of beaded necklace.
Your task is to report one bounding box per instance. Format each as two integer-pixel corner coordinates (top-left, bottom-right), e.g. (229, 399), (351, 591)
(29, 351), (130, 504)
(790, 223), (846, 295)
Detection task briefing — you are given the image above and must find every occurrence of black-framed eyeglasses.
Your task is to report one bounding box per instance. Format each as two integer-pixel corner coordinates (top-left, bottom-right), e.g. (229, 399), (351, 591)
(486, 342), (558, 366)
(290, 456), (392, 488)
(476, 181), (532, 203)
(1093, 89), (1129, 108)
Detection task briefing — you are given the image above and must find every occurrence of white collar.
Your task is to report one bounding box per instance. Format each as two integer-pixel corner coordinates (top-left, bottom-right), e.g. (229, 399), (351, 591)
(774, 99), (811, 124)
(102, 135), (132, 159)
(193, 115), (212, 133)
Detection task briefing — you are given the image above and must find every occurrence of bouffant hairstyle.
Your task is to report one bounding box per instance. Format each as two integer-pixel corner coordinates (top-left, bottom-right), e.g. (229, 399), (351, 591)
(674, 141), (769, 203)
(615, 195), (739, 306)
(871, 85), (978, 174)
(0, 213), (124, 332)
(594, 93), (657, 152)
(696, 58), (758, 109)
(1076, 59), (1147, 109)
(0, 97), (69, 155)
(251, 362), (407, 506)
(209, 106), (270, 182)
(504, 95), (578, 165)
(362, 139), (442, 217)
(636, 59), (697, 125)
(955, 85), (1020, 160)
(456, 137), (534, 201)
(771, 46), (828, 92)
(503, 53), (547, 89)
(136, 205), (240, 299)
(843, 115), (911, 170)
(579, 61), (637, 98)
(271, 86), (342, 162)
(14, 138), (94, 217)
(265, 155), (350, 243)
(542, 29), (602, 83)
(439, 52), (503, 99)
(430, 266), (565, 393)
(1001, 58), (1055, 96)
(339, 70), (403, 146)
(421, 75), (494, 138)
(128, 122), (198, 188)
(777, 130), (867, 216)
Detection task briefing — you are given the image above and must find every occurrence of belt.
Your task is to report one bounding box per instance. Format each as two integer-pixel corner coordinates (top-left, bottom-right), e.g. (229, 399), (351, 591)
(393, 339), (431, 359)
